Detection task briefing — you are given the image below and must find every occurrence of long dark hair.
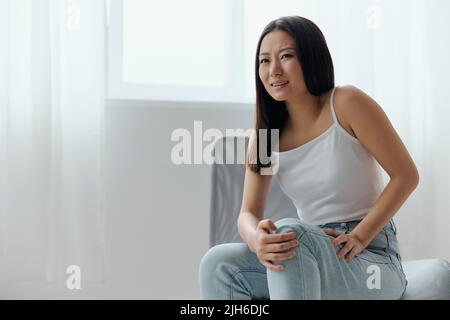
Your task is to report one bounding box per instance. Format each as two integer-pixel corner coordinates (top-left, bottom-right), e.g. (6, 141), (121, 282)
(246, 16), (335, 173)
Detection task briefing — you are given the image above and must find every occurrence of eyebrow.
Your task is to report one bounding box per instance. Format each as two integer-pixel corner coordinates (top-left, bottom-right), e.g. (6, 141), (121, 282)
(259, 46), (296, 57)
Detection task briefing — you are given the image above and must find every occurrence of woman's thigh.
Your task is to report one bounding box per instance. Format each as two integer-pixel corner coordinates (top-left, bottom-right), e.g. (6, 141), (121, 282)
(272, 218), (406, 299)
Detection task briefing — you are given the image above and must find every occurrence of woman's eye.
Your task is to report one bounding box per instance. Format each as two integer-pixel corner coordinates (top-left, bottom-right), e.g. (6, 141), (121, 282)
(260, 54), (292, 64)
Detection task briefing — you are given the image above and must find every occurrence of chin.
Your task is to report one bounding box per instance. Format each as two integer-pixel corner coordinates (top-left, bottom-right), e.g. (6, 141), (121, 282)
(271, 94), (287, 102)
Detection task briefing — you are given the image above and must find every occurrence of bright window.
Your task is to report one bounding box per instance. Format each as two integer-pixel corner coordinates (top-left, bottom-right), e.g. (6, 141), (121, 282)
(107, 0), (319, 103)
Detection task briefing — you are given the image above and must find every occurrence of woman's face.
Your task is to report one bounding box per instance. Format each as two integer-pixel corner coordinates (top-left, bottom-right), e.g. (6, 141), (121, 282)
(258, 29), (305, 101)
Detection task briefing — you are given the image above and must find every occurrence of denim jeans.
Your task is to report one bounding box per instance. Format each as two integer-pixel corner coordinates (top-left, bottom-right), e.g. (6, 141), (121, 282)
(199, 218), (407, 299)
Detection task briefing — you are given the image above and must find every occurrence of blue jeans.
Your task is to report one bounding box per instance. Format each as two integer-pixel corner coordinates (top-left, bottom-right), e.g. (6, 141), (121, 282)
(199, 218), (407, 299)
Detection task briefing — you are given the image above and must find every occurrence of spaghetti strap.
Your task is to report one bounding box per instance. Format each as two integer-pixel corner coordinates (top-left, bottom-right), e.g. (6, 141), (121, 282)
(329, 86), (338, 125)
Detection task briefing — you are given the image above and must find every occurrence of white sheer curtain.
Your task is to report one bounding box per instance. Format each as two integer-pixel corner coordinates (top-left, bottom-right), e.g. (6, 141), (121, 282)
(0, 0), (106, 285)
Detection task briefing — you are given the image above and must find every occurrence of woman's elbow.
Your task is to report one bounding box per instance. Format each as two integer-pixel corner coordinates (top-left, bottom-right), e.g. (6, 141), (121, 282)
(407, 167), (420, 189)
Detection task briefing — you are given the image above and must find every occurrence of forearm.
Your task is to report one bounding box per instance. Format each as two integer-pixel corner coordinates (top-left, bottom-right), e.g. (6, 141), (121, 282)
(237, 211), (261, 253)
(352, 176), (419, 247)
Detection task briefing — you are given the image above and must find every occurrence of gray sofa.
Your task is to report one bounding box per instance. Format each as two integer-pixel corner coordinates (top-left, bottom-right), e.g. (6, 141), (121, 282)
(209, 135), (449, 300)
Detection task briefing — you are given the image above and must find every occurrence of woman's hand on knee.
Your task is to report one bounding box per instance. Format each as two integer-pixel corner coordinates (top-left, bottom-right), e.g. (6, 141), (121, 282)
(253, 219), (299, 271)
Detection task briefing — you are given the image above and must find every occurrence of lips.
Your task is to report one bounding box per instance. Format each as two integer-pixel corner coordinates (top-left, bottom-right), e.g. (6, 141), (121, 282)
(271, 80), (289, 87)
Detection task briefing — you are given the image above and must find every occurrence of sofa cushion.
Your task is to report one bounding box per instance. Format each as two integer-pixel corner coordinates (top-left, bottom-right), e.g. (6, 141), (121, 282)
(401, 259), (449, 300)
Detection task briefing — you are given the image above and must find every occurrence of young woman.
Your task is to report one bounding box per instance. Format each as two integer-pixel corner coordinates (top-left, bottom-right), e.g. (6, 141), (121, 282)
(199, 16), (419, 299)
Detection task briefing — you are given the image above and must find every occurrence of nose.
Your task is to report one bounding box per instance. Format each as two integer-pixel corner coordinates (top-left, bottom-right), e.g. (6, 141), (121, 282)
(269, 59), (283, 77)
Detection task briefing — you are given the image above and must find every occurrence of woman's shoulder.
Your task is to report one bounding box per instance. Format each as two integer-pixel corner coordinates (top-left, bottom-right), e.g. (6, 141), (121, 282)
(333, 84), (389, 139)
(333, 84), (376, 119)
(334, 84), (368, 104)
(331, 85), (376, 139)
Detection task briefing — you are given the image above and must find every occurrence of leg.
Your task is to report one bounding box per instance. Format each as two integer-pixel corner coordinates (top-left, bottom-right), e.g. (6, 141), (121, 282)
(267, 218), (322, 299)
(268, 218), (406, 300)
(199, 243), (270, 300)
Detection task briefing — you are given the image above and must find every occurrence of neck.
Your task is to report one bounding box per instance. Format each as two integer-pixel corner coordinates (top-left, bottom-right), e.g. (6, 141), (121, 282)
(285, 91), (324, 131)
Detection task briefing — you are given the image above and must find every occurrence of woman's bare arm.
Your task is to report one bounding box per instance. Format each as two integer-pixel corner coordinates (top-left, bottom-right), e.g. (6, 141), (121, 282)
(237, 131), (299, 271)
(237, 132), (273, 253)
(237, 168), (273, 253)
(325, 85), (420, 261)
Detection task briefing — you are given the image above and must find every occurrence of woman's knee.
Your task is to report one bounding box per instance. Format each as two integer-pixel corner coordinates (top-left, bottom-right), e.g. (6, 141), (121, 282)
(274, 218), (313, 238)
(199, 243), (247, 278)
(273, 218), (326, 251)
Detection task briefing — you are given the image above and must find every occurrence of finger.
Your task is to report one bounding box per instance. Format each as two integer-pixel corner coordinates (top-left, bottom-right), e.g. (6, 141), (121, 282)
(267, 219), (277, 232)
(264, 239), (299, 253)
(264, 231), (297, 244)
(345, 247), (360, 261)
(337, 241), (353, 259)
(265, 251), (296, 262)
(332, 233), (347, 247)
(258, 219), (277, 233)
(322, 228), (341, 237)
(261, 260), (285, 272)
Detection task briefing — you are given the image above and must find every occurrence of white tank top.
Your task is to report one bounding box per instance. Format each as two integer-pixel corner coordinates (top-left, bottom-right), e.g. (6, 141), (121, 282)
(271, 86), (384, 225)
